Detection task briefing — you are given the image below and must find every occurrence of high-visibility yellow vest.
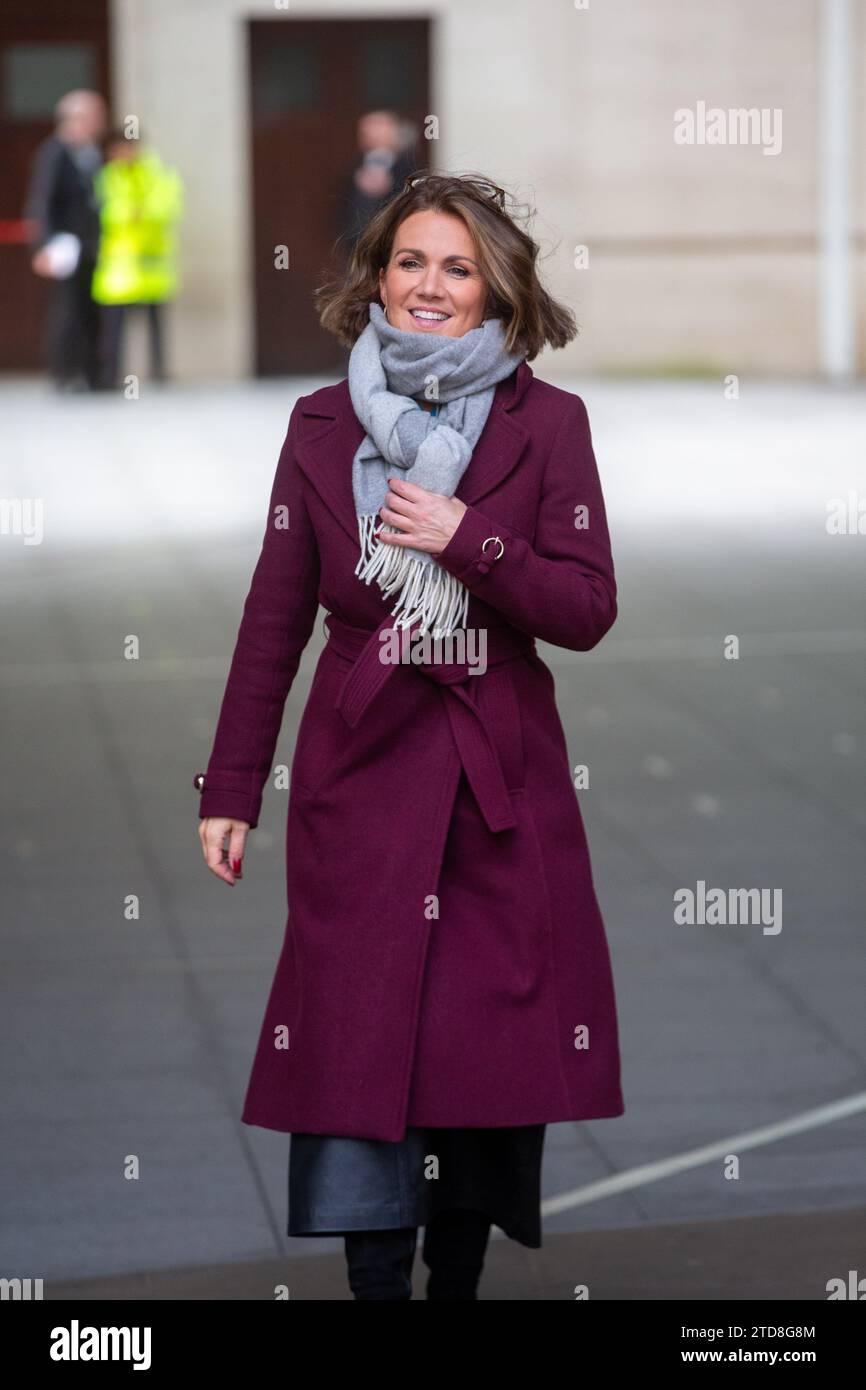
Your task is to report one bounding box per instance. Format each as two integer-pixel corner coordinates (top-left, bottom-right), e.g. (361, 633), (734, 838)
(91, 152), (183, 304)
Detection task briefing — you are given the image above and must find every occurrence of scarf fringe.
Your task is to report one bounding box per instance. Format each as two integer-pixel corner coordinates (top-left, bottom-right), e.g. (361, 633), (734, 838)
(355, 514), (470, 638)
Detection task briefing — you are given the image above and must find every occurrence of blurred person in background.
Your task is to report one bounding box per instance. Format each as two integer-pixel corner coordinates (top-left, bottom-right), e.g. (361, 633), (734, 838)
(91, 130), (184, 388)
(342, 109), (419, 254)
(196, 172), (624, 1300)
(25, 89), (107, 392)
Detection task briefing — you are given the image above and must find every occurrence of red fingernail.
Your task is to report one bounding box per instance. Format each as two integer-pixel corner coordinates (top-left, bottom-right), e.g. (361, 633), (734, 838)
(232, 859), (242, 873)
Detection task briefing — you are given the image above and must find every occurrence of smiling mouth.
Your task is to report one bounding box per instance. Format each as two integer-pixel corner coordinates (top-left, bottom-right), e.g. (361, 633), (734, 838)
(409, 308), (451, 322)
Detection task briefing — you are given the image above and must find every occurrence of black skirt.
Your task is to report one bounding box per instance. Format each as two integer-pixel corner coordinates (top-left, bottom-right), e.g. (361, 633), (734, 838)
(288, 1124), (546, 1248)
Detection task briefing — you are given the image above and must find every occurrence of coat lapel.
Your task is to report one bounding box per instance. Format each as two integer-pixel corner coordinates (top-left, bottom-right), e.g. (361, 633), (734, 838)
(294, 361), (534, 547)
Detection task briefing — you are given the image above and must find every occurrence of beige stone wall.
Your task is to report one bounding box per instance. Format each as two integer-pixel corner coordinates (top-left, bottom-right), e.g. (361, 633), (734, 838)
(111, 0), (858, 379)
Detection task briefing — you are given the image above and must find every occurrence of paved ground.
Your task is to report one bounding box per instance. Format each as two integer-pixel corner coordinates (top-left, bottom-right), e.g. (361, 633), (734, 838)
(1, 374), (864, 1299)
(46, 1208), (866, 1300)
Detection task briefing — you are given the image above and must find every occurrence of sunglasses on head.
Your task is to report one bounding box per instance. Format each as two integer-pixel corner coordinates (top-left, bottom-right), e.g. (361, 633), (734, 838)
(402, 174), (507, 208)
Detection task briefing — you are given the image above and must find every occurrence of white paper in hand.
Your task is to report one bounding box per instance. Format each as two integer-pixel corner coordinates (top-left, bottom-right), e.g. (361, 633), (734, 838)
(42, 232), (82, 279)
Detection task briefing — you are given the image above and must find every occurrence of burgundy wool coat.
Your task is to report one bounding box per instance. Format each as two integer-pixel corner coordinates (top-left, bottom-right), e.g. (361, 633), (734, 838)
(199, 360), (625, 1141)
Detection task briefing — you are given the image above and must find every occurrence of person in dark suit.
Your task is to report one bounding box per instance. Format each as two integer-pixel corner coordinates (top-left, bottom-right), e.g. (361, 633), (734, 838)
(341, 111), (420, 258)
(25, 90), (107, 391)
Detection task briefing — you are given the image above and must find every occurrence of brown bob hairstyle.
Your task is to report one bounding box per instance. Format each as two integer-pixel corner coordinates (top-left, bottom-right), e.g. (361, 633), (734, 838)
(314, 171), (577, 362)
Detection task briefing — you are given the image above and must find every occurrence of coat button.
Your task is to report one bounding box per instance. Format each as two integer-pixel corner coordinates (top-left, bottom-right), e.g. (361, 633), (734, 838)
(193, 772), (205, 792)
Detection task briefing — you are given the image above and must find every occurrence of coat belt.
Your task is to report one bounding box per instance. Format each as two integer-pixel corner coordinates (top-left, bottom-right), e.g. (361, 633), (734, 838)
(323, 613), (536, 834)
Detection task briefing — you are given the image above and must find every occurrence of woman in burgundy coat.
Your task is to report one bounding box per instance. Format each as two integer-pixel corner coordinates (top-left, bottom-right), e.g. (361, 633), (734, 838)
(196, 172), (624, 1300)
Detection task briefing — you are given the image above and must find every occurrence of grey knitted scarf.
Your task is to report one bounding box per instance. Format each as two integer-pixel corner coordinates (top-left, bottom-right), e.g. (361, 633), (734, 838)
(348, 301), (525, 637)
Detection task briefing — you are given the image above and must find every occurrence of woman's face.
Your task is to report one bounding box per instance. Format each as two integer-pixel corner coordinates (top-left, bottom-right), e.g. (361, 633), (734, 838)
(378, 210), (487, 337)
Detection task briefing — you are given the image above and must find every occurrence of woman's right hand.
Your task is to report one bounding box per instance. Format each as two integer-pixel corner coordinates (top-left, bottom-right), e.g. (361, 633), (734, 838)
(198, 817), (250, 886)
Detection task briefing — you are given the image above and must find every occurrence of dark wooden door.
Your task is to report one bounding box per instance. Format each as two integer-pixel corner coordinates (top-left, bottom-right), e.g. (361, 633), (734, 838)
(0, 0), (110, 370)
(248, 17), (430, 375)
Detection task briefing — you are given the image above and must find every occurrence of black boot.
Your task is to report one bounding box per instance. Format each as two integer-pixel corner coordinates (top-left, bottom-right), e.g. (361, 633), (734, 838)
(422, 1208), (492, 1300)
(344, 1226), (418, 1300)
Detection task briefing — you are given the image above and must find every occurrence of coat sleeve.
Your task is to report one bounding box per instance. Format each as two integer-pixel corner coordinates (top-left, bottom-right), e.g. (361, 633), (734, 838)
(434, 394), (617, 651)
(24, 139), (62, 250)
(198, 398), (320, 828)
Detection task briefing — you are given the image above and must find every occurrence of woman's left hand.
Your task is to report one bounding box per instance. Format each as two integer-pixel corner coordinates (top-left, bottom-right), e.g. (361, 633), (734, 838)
(377, 476), (467, 556)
